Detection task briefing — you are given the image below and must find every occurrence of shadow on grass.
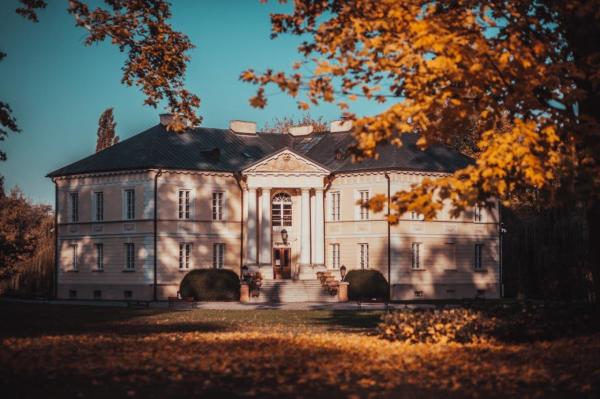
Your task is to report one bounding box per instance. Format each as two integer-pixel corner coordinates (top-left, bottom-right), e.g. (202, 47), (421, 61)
(310, 310), (386, 333)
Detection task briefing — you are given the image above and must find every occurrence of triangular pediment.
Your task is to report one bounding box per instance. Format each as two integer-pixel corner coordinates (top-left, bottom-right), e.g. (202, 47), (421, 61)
(243, 149), (329, 175)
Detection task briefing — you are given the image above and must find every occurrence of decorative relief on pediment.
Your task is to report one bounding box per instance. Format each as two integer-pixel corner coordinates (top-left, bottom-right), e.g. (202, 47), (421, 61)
(250, 152), (325, 173)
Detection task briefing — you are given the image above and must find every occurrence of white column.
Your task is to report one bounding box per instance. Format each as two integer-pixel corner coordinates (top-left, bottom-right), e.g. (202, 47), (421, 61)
(310, 192), (316, 264)
(314, 188), (325, 266)
(260, 187), (272, 265)
(300, 188), (311, 265)
(246, 188), (257, 265)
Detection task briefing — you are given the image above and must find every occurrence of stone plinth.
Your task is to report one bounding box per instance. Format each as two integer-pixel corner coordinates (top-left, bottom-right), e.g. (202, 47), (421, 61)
(338, 282), (349, 302)
(240, 282), (250, 303)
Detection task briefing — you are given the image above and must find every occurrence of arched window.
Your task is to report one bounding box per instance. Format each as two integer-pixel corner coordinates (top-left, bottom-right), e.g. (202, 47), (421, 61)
(272, 192), (292, 227)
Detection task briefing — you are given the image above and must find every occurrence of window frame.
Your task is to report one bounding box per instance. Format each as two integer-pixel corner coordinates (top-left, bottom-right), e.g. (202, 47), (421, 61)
(271, 192), (292, 227)
(474, 243), (484, 270)
(125, 189), (135, 220)
(212, 191), (224, 221)
(70, 192), (79, 223)
(330, 191), (341, 221)
(411, 242), (422, 270)
(71, 244), (78, 271)
(213, 243), (225, 269)
(124, 243), (135, 270)
(179, 242), (191, 270)
(358, 243), (369, 270)
(473, 205), (483, 223)
(178, 189), (191, 220)
(95, 243), (104, 271)
(331, 243), (340, 269)
(94, 191), (104, 221)
(358, 190), (370, 220)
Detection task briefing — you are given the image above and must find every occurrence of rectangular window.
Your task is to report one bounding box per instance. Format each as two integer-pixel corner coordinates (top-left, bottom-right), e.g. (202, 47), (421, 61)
(213, 243), (225, 269)
(125, 243), (135, 270)
(446, 242), (456, 269)
(178, 190), (191, 219)
(124, 290), (133, 299)
(474, 205), (482, 222)
(331, 191), (340, 221)
(95, 244), (104, 270)
(358, 243), (369, 269)
(93, 290), (102, 299)
(95, 191), (104, 221)
(125, 189), (135, 220)
(212, 192), (223, 220)
(411, 242), (422, 269)
(71, 244), (78, 271)
(474, 244), (483, 269)
(410, 211), (418, 220)
(414, 290), (424, 298)
(359, 190), (369, 220)
(69, 290), (77, 299)
(331, 243), (340, 269)
(179, 243), (191, 269)
(70, 192), (79, 222)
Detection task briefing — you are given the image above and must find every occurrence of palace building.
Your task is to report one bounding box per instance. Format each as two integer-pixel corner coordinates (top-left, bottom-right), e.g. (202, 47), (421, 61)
(47, 115), (501, 302)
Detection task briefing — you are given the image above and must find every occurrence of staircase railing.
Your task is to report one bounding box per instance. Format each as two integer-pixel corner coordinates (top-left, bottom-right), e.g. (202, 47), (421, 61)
(316, 271), (339, 296)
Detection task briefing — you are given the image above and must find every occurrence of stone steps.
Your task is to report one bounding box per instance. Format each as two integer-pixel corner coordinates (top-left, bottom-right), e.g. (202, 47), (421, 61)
(250, 280), (338, 303)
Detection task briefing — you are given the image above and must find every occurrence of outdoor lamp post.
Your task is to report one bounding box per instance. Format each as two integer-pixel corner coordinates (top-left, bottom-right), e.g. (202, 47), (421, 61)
(340, 265), (347, 281)
(281, 229), (288, 245)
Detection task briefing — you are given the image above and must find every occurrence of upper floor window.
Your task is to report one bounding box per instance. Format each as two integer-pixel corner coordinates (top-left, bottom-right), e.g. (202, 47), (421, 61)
(213, 243), (225, 268)
(95, 192), (104, 221)
(125, 189), (135, 220)
(412, 242), (422, 269)
(358, 243), (369, 269)
(212, 192), (224, 221)
(474, 205), (483, 222)
(179, 243), (191, 269)
(474, 244), (483, 269)
(331, 243), (340, 269)
(70, 192), (79, 223)
(272, 192), (292, 227)
(330, 191), (340, 221)
(178, 190), (191, 220)
(125, 243), (135, 270)
(95, 244), (104, 271)
(359, 190), (369, 220)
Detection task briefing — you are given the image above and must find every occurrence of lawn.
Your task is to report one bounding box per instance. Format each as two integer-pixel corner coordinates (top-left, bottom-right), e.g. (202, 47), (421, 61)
(1, 302), (599, 398)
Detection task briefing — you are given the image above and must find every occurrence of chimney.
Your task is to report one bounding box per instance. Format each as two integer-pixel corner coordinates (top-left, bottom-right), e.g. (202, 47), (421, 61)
(330, 120), (353, 132)
(230, 120), (257, 135)
(288, 125), (314, 136)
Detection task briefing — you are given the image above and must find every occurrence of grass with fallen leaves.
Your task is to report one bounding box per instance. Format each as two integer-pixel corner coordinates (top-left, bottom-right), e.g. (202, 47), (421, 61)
(1, 302), (599, 398)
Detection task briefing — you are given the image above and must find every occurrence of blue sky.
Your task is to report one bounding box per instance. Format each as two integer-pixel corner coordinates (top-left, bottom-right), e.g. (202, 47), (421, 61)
(0, 0), (386, 205)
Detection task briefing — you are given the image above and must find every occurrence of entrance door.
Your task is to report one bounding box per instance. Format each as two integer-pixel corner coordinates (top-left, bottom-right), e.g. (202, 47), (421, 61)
(273, 248), (291, 279)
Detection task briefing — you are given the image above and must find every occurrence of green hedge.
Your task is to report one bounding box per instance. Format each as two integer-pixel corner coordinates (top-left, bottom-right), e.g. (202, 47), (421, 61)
(346, 269), (389, 301)
(179, 269), (240, 301)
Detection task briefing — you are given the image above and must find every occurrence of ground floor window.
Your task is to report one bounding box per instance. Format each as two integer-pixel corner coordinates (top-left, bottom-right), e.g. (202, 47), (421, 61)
(124, 290), (133, 299)
(93, 290), (102, 299)
(411, 242), (422, 269)
(71, 244), (78, 271)
(125, 243), (135, 270)
(358, 243), (369, 269)
(68, 290), (77, 298)
(213, 243), (225, 269)
(95, 244), (104, 270)
(474, 244), (483, 269)
(331, 243), (340, 269)
(179, 243), (191, 269)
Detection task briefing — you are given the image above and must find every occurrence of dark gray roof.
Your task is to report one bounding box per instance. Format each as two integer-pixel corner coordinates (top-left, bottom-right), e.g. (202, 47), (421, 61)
(47, 124), (472, 177)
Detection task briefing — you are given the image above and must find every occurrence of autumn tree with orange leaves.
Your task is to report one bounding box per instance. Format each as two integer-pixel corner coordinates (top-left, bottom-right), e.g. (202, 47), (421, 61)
(241, 0), (600, 301)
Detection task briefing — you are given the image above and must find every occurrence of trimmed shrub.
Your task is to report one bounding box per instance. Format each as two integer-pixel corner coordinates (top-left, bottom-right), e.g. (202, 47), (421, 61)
(346, 269), (389, 301)
(179, 269), (240, 301)
(379, 308), (487, 344)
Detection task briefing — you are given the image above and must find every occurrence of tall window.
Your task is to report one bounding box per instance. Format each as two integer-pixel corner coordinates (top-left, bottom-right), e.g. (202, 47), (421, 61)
(95, 192), (104, 221)
(410, 211), (419, 220)
(70, 192), (79, 222)
(95, 244), (104, 270)
(212, 192), (223, 220)
(412, 242), (422, 269)
(331, 243), (340, 269)
(71, 244), (78, 271)
(179, 243), (191, 269)
(213, 243), (225, 268)
(331, 191), (340, 221)
(358, 243), (369, 269)
(446, 242), (456, 269)
(178, 190), (191, 219)
(474, 244), (483, 269)
(125, 189), (135, 220)
(125, 243), (135, 270)
(272, 192), (292, 227)
(473, 205), (483, 222)
(359, 190), (369, 220)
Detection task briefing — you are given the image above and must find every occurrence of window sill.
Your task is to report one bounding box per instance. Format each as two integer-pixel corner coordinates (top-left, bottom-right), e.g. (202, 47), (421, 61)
(122, 270), (135, 273)
(411, 268), (426, 272)
(66, 270), (78, 273)
(473, 269), (487, 273)
(179, 269), (191, 272)
(91, 269), (104, 273)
